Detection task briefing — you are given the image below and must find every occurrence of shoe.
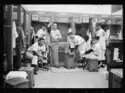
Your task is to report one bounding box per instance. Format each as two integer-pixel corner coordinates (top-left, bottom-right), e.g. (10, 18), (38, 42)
(32, 65), (38, 75)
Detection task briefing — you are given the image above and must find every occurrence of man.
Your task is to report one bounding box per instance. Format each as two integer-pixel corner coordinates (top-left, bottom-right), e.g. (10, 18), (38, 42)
(36, 24), (46, 40)
(95, 23), (106, 67)
(67, 30), (87, 59)
(50, 23), (62, 67)
(26, 38), (47, 74)
(81, 36), (101, 69)
(82, 36), (101, 60)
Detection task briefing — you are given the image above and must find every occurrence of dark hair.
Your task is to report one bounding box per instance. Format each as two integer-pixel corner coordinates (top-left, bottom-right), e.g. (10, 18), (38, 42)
(93, 36), (100, 40)
(68, 32), (73, 35)
(96, 23), (102, 27)
(38, 37), (44, 41)
(42, 23), (47, 28)
(35, 35), (38, 39)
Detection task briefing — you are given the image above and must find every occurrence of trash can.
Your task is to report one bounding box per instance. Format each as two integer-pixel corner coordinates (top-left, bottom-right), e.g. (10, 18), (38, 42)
(87, 59), (98, 72)
(5, 77), (29, 88)
(64, 54), (76, 69)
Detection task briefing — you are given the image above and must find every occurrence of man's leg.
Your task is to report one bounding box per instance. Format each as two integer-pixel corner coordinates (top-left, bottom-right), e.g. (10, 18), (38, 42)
(26, 52), (38, 74)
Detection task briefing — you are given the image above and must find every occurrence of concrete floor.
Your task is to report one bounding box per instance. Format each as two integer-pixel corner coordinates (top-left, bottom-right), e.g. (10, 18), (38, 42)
(34, 67), (108, 88)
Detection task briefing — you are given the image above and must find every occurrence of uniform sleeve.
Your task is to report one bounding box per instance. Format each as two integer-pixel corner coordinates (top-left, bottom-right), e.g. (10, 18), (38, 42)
(28, 43), (37, 52)
(36, 29), (44, 38)
(75, 36), (85, 45)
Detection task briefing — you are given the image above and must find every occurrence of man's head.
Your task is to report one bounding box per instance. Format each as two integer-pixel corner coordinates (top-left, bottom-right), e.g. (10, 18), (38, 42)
(52, 23), (57, 30)
(96, 23), (102, 31)
(68, 32), (74, 39)
(92, 36), (100, 45)
(38, 38), (45, 46)
(42, 24), (47, 31)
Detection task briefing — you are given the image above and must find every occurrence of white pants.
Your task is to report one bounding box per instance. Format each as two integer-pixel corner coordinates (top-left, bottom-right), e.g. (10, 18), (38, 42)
(100, 49), (106, 60)
(26, 52), (38, 65)
(99, 37), (106, 60)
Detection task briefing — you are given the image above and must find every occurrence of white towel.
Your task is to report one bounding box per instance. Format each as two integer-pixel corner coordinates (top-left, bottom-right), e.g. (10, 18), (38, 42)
(12, 21), (18, 48)
(6, 71), (28, 80)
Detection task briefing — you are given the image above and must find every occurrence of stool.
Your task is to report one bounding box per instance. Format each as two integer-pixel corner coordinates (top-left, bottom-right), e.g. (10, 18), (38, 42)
(19, 67), (34, 88)
(87, 59), (98, 72)
(5, 77), (29, 88)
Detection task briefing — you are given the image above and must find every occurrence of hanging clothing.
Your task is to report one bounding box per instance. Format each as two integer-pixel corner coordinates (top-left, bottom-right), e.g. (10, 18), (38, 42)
(50, 29), (62, 67)
(15, 27), (25, 70)
(118, 29), (122, 39)
(36, 28), (46, 39)
(12, 21), (18, 48)
(105, 29), (110, 41)
(86, 29), (92, 51)
(26, 27), (35, 47)
(16, 27), (25, 47)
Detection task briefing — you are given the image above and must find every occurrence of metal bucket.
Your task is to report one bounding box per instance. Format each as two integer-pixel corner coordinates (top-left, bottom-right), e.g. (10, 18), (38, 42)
(64, 54), (76, 69)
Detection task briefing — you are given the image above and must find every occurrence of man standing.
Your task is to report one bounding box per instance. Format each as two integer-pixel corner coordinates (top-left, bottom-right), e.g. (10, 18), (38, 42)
(50, 23), (62, 68)
(95, 23), (106, 67)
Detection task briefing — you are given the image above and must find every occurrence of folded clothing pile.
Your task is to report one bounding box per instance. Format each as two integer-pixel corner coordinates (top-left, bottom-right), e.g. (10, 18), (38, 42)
(6, 71), (28, 80)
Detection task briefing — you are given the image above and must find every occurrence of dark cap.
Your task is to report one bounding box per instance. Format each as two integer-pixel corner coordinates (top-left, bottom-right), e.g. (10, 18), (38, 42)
(38, 37), (45, 41)
(93, 36), (100, 40)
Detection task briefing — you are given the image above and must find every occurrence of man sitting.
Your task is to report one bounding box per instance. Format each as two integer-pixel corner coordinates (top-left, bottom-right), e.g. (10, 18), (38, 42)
(81, 36), (101, 69)
(25, 38), (48, 74)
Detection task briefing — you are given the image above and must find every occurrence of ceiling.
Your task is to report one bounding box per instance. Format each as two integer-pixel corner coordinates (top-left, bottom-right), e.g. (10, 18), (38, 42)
(22, 5), (112, 15)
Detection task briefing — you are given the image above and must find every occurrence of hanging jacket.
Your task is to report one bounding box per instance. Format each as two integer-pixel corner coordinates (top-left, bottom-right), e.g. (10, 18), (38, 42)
(12, 21), (18, 48)
(16, 27), (25, 48)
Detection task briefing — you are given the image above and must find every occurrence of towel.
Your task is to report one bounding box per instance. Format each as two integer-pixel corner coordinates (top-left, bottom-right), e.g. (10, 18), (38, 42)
(12, 21), (18, 48)
(6, 71), (28, 80)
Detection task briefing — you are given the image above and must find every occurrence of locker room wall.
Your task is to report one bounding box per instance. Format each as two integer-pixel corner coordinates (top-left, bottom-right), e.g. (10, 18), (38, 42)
(57, 23), (69, 42)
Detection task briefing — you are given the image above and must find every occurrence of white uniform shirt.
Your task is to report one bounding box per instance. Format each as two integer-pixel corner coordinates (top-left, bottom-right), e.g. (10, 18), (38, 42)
(28, 42), (46, 56)
(105, 29), (110, 40)
(73, 35), (85, 45)
(91, 42), (101, 60)
(50, 29), (62, 41)
(36, 29), (46, 40)
(67, 35), (85, 48)
(96, 28), (105, 37)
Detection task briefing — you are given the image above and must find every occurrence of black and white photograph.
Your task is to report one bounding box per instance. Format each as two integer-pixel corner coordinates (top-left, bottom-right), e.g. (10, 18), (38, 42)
(3, 5), (123, 88)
